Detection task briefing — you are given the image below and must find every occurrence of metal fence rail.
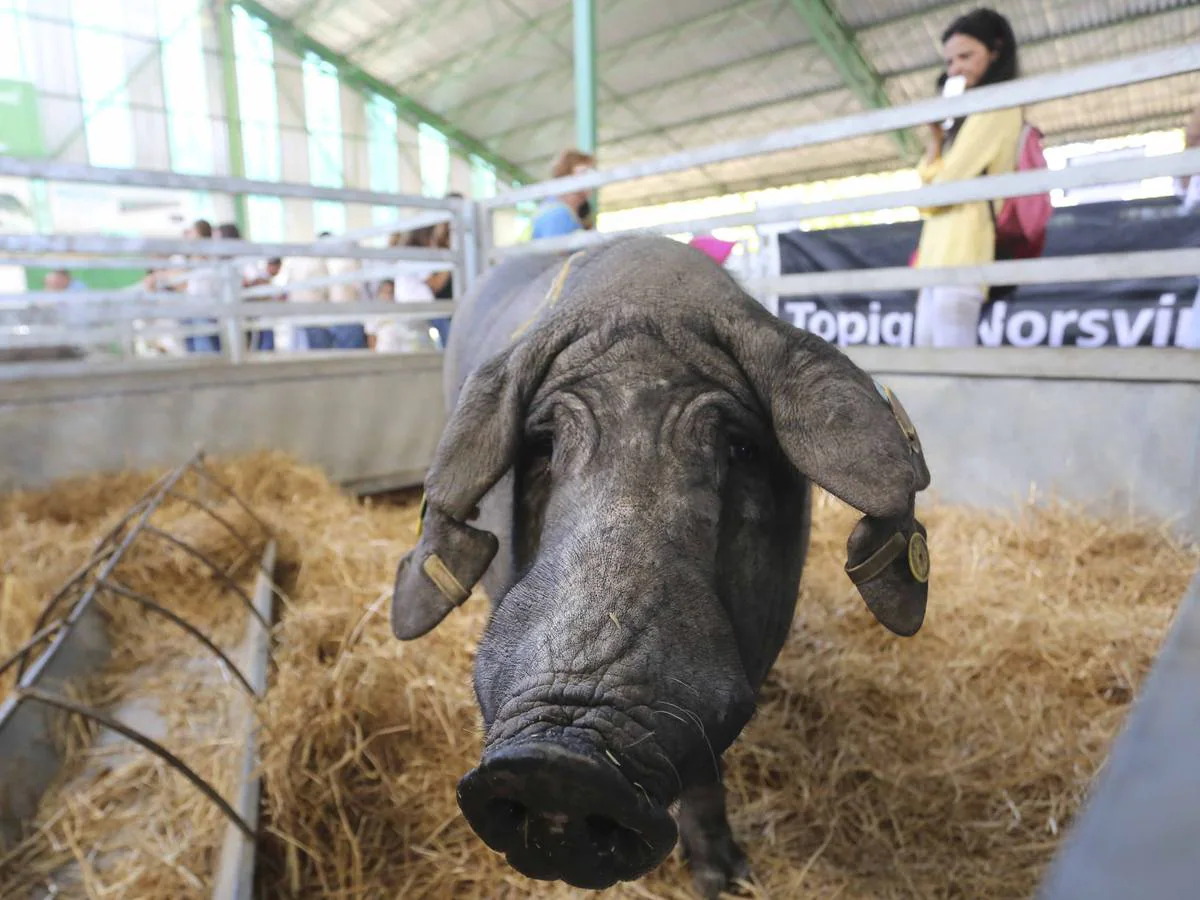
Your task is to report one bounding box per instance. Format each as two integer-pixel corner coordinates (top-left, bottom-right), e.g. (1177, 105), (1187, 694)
(1, 44), (1199, 365)
(491, 149), (1200, 260)
(0, 157), (460, 211)
(482, 43), (1200, 208)
(746, 248), (1200, 297)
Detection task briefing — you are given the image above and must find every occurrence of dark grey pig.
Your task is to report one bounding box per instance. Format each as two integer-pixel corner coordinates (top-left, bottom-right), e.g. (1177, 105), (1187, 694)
(391, 235), (932, 897)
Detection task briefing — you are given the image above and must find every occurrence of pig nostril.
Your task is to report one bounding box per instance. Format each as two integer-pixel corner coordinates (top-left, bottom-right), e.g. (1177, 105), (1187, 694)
(489, 798), (527, 832)
(585, 814), (641, 857)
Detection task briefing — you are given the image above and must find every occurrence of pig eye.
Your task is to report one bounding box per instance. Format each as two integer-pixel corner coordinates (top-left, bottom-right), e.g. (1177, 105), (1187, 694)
(525, 432), (554, 461)
(727, 439), (758, 465)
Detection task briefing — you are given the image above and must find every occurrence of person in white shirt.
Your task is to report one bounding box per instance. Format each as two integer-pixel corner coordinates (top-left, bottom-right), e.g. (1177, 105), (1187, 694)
(311, 232), (368, 350)
(181, 220), (224, 354)
(275, 254), (329, 352)
(243, 257), (282, 351)
(366, 273), (440, 353)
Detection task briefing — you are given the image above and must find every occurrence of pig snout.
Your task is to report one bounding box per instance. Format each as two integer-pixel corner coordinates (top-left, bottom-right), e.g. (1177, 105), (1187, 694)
(456, 739), (678, 890)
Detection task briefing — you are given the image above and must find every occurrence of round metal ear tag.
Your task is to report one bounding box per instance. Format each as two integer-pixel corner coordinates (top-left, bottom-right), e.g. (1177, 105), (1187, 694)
(907, 532), (930, 583)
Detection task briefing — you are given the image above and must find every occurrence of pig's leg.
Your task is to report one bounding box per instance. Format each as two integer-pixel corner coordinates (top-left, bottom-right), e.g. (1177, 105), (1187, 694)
(677, 771), (752, 899)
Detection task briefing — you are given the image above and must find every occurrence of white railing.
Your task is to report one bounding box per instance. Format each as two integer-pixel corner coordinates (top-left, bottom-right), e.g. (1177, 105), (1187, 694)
(479, 43), (1200, 307)
(0, 171), (469, 365)
(2, 43), (1200, 367)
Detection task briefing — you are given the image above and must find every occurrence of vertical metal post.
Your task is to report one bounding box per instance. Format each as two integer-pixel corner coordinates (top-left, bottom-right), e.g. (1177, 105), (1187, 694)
(477, 206), (495, 277)
(215, 0), (249, 235)
(572, 0), (598, 156)
(221, 262), (244, 364)
(458, 196), (477, 298)
(766, 231), (782, 319)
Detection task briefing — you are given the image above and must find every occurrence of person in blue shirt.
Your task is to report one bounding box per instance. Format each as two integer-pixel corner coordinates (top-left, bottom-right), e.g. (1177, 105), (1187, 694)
(44, 269), (86, 292)
(44, 268), (92, 333)
(530, 149), (596, 241)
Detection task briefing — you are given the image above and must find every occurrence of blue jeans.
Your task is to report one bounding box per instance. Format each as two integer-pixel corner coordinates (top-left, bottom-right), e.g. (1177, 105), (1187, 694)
(251, 329), (274, 351)
(184, 318), (221, 354)
(429, 317), (451, 348)
(305, 323), (367, 350)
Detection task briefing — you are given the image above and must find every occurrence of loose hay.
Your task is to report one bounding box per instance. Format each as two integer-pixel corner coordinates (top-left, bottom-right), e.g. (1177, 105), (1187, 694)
(0, 468), (268, 899)
(2, 452), (1197, 899)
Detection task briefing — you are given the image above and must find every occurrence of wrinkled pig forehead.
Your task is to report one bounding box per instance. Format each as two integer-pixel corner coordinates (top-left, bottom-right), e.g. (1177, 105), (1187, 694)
(531, 313), (766, 422)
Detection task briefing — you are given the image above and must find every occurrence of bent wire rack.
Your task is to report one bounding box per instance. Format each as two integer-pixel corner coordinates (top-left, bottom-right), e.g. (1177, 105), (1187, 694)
(0, 449), (281, 894)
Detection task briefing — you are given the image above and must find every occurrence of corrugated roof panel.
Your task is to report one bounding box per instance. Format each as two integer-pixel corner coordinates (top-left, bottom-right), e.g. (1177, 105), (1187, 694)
(547, 88), (870, 174)
(250, 0), (1200, 208)
(357, 0), (552, 88)
(624, 47), (839, 126)
(596, 0), (736, 46)
(1028, 73), (1198, 141)
(860, 0), (1196, 79)
(597, 0), (809, 97)
(487, 47), (842, 168)
(259, 0), (310, 17)
(413, 1), (809, 142)
(473, 39), (832, 163)
(832, 0), (941, 31)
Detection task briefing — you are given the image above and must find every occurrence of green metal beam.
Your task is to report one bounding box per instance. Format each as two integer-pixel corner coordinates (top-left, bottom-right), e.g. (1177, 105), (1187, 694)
(216, 0), (249, 233)
(233, 0), (532, 186)
(785, 0), (922, 161)
(509, 0), (1190, 168)
(489, 0), (725, 193)
(573, 0), (597, 154)
(443, 0), (767, 123)
(484, 30), (821, 150)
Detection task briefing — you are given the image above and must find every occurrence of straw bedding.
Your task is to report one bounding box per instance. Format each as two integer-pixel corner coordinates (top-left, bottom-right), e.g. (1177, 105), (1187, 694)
(0, 469), (265, 898)
(1, 451), (1197, 899)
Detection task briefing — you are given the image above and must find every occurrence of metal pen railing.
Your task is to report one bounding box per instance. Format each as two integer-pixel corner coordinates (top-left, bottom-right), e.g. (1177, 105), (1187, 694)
(0, 171), (469, 365)
(476, 43), (1200, 309)
(2, 44), (1200, 366)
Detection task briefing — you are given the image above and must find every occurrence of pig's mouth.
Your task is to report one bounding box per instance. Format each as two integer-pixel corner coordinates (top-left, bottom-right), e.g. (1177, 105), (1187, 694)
(456, 736), (678, 890)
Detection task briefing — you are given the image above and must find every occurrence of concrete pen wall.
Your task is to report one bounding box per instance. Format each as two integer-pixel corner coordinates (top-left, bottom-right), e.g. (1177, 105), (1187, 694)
(0, 352), (447, 496)
(1, 347), (1197, 539)
(847, 347), (1200, 540)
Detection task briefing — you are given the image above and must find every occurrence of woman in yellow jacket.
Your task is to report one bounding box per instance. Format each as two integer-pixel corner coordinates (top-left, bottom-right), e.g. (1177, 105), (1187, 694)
(913, 8), (1023, 347)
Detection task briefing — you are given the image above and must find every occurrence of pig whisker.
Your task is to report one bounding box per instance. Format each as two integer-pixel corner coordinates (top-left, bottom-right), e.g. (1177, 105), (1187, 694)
(657, 701), (719, 781)
(651, 748), (683, 793)
(632, 781), (652, 807)
(621, 731), (656, 751)
(666, 676), (699, 696)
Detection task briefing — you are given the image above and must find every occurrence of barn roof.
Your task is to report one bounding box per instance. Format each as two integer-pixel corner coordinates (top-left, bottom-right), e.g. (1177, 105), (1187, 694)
(252, 0), (1200, 210)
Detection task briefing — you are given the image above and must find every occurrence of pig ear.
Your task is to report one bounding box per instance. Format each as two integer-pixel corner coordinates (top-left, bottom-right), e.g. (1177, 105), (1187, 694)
(717, 308), (933, 637)
(391, 338), (553, 641)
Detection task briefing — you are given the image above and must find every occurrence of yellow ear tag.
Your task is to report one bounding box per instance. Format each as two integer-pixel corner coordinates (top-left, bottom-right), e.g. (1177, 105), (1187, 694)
(416, 492), (428, 539)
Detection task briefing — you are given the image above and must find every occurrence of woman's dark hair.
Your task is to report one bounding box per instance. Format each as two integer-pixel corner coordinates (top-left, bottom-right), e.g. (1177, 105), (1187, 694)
(402, 225), (438, 247)
(942, 7), (1019, 87)
(217, 222), (241, 239)
(939, 8), (1019, 143)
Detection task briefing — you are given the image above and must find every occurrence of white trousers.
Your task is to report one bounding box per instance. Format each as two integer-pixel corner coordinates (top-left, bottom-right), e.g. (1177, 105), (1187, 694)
(913, 285), (986, 347)
(1185, 281), (1200, 350)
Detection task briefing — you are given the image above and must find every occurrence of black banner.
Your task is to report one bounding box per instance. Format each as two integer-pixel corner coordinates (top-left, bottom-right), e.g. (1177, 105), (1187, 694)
(777, 198), (1200, 347)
